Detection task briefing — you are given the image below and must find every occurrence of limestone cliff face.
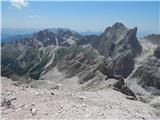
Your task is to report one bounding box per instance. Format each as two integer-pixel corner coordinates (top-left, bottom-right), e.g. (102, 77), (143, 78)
(129, 47), (160, 95)
(79, 23), (142, 77)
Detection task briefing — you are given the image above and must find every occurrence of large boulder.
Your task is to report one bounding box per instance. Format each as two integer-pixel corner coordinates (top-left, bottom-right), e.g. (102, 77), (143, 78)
(120, 85), (136, 99)
(105, 78), (123, 90)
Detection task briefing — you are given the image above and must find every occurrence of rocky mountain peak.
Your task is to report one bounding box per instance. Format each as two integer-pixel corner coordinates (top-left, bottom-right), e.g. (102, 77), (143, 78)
(111, 22), (126, 29)
(87, 23), (141, 77)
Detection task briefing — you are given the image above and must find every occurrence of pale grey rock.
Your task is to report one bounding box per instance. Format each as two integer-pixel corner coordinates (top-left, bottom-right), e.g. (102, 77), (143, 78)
(150, 97), (160, 109)
(105, 78), (123, 90)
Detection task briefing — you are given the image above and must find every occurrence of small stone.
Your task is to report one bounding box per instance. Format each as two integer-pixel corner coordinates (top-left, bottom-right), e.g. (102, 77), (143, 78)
(78, 96), (85, 100)
(51, 92), (54, 95)
(10, 96), (16, 101)
(35, 92), (41, 96)
(16, 108), (22, 112)
(53, 84), (62, 89)
(3, 111), (8, 114)
(44, 112), (48, 115)
(82, 104), (86, 108)
(13, 82), (20, 86)
(126, 96), (136, 100)
(30, 108), (37, 115)
(67, 92), (72, 96)
(21, 88), (26, 91)
(19, 104), (25, 107)
(31, 104), (35, 106)
(85, 114), (90, 117)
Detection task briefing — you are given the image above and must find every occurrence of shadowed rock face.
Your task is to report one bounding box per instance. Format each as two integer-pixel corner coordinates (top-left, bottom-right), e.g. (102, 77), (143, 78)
(92, 23), (141, 57)
(98, 24), (141, 77)
(129, 47), (160, 95)
(78, 23), (142, 77)
(154, 47), (160, 58)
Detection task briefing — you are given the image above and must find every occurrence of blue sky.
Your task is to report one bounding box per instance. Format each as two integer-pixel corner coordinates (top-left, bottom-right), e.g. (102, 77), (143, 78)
(1, 1), (160, 36)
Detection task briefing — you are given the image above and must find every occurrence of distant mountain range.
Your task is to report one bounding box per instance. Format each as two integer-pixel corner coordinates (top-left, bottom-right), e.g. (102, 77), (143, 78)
(144, 34), (160, 45)
(1, 28), (101, 43)
(2, 27), (155, 43)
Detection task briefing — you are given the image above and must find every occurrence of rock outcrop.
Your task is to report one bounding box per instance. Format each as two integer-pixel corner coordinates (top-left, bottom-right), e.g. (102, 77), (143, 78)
(128, 47), (160, 95)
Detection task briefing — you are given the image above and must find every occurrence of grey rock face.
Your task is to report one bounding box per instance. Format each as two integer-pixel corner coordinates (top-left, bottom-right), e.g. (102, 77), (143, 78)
(129, 47), (160, 95)
(78, 70), (95, 84)
(112, 51), (134, 77)
(94, 23), (141, 58)
(120, 85), (136, 99)
(132, 57), (160, 90)
(105, 78), (136, 99)
(78, 23), (142, 78)
(154, 47), (160, 58)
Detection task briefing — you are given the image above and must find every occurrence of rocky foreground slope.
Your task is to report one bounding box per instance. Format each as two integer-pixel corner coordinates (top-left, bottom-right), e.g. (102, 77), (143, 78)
(1, 77), (159, 120)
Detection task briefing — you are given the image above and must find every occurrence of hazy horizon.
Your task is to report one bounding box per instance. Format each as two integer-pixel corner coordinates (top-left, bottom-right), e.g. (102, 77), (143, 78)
(1, 26), (158, 38)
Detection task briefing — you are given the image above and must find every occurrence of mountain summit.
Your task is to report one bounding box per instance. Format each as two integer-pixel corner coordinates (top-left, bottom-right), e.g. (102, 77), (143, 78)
(78, 22), (141, 77)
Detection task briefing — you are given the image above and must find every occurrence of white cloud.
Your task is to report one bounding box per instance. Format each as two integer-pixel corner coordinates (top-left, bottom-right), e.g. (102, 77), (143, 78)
(29, 15), (40, 19)
(10, 0), (29, 9)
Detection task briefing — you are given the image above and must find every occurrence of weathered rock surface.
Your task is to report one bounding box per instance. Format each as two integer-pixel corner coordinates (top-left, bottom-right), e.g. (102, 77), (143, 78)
(77, 23), (142, 77)
(150, 97), (160, 109)
(128, 46), (160, 96)
(1, 28), (81, 80)
(1, 77), (159, 119)
(150, 97), (160, 116)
